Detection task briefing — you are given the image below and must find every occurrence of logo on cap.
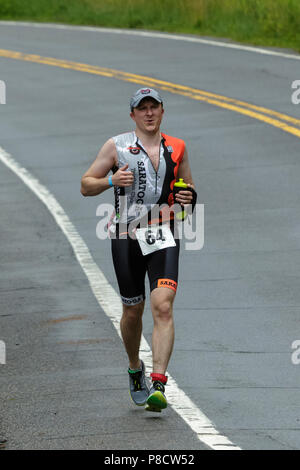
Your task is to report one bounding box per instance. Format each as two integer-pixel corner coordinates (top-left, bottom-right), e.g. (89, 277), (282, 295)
(141, 89), (151, 94)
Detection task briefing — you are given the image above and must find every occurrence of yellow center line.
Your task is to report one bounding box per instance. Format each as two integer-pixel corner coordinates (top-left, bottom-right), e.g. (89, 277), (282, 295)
(1, 48), (300, 139)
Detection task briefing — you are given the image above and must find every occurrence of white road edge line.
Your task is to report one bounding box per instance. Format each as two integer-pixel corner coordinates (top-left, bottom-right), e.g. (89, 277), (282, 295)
(0, 145), (241, 450)
(0, 20), (300, 61)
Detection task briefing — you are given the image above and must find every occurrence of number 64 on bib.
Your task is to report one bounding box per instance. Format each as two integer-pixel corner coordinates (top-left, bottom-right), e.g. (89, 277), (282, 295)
(135, 225), (176, 256)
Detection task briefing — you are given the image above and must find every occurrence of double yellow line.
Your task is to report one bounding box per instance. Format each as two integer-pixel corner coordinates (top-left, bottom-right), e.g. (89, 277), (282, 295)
(1, 48), (300, 139)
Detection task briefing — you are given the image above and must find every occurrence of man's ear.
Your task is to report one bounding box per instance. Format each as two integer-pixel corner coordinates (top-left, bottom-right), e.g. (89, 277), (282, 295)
(130, 111), (135, 121)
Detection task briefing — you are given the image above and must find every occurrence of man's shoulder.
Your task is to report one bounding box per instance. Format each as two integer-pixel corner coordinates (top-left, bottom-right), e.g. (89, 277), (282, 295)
(112, 131), (135, 145)
(161, 133), (185, 151)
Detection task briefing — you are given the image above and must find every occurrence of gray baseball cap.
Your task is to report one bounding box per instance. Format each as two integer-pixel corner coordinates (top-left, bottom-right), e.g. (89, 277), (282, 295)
(130, 87), (163, 110)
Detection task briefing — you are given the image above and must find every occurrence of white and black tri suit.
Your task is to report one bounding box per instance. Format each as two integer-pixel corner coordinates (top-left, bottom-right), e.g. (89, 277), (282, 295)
(110, 131), (185, 305)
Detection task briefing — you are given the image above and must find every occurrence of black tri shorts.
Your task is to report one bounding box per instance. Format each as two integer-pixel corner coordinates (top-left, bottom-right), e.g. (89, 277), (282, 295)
(111, 233), (180, 306)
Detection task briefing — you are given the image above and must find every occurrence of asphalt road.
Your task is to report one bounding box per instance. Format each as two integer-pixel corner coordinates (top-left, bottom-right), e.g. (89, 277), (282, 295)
(1, 21), (300, 451)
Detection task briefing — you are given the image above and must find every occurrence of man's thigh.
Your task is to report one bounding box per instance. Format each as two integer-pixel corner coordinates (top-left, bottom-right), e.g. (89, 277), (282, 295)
(147, 238), (180, 295)
(111, 237), (147, 305)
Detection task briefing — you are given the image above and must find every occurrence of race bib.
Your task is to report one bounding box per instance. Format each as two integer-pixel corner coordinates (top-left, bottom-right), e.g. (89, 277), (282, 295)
(135, 224), (176, 256)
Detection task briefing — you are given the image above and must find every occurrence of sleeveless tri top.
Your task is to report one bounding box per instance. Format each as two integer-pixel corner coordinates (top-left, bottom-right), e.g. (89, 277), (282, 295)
(111, 131), (185, 224)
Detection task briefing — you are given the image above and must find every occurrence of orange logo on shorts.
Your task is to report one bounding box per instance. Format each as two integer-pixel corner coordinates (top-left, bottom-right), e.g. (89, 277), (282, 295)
(157, 278), (177, 292)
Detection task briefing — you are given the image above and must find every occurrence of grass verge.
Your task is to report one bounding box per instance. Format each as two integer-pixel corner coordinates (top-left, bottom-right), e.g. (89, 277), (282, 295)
(0, 0), (300, 53)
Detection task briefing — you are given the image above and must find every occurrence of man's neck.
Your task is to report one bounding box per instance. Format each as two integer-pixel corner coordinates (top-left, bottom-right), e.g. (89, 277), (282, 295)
(135, 128), (162, 147)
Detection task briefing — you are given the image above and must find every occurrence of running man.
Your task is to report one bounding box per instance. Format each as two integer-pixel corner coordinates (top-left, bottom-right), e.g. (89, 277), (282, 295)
(81, 88), (196, 412)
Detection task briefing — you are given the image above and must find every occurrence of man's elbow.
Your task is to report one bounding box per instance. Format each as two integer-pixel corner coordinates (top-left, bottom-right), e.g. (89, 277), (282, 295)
(80, 178), (89, 197)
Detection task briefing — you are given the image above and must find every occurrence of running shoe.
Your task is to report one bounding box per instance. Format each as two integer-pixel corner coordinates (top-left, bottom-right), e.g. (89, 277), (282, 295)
(128, 360), (149, 406)
(145, 380), (167, 413)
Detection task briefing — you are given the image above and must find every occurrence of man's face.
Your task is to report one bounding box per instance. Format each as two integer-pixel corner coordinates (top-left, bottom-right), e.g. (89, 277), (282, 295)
(130, 98), (164, 134)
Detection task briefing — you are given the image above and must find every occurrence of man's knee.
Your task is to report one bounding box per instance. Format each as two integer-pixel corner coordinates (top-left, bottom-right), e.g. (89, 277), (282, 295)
(122, 301), (145, 320)
(152, 298), (173, 323)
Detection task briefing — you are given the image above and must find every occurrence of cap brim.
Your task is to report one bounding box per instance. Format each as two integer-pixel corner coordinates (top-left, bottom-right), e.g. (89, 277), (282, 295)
(131, 96), (162, 109)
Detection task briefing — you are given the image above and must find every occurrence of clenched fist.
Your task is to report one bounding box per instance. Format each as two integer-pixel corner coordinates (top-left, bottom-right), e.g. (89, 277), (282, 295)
(111, 164), (134, 187)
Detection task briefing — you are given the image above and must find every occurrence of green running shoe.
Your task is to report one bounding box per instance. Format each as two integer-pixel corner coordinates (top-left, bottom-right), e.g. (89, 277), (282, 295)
(128, 360), (149, 406)
(145, 380), (167, 413)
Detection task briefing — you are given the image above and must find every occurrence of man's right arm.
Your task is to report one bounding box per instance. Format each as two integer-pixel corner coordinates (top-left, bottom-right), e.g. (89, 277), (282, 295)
(80, 138), (133, 196)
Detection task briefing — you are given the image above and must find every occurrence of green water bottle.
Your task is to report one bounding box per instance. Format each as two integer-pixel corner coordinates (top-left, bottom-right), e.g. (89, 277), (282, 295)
(173, 178), (191, 221)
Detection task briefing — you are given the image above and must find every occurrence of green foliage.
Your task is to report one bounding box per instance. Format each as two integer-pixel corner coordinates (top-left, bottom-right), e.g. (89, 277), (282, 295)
(0, 0), (299, 52)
